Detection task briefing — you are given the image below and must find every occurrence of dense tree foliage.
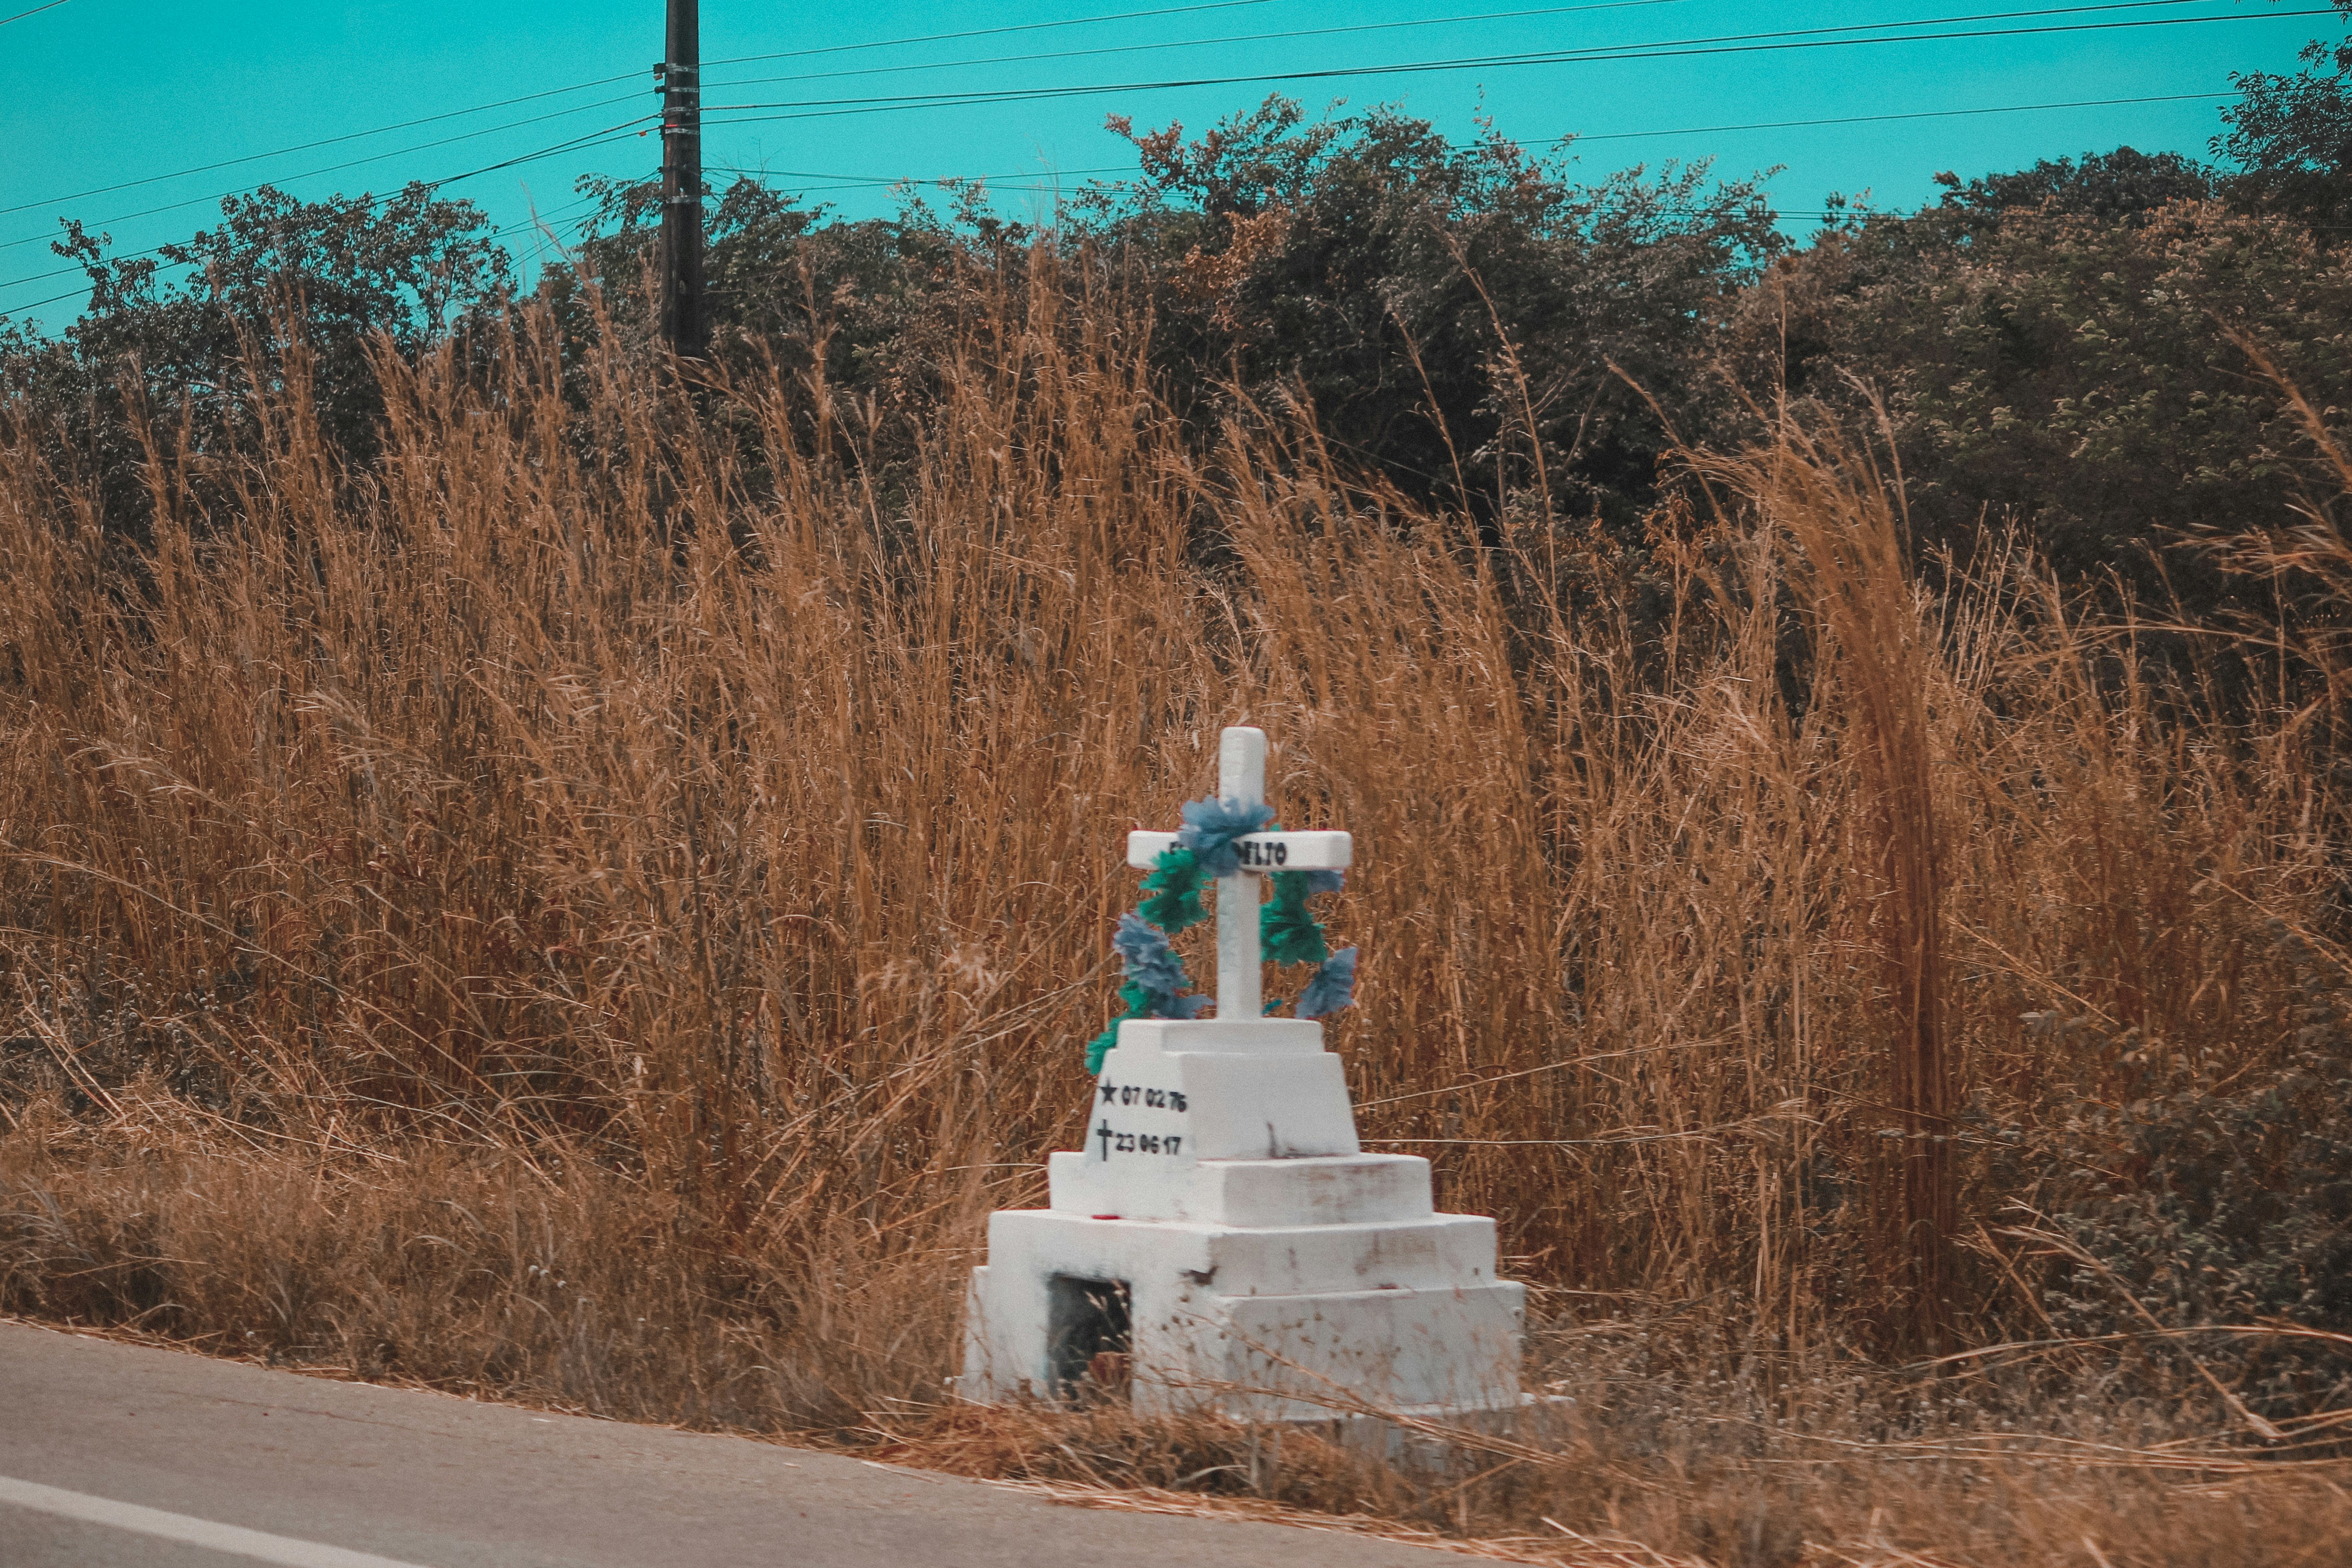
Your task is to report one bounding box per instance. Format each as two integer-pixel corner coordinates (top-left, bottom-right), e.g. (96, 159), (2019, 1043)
(2219, 0), (2352, 236)
(14, 183), (510, 454)
(1079, 99), (1783, 528)
(6, 29), (2352, 613)
(1928, 146), (2216, 227)
(0, 183), (512, 548)
(1734, 194), (2352, 617)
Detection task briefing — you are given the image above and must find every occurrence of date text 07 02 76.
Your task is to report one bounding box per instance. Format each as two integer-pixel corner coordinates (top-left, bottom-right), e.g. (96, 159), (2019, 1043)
(1096, 1082), (1187, 1112)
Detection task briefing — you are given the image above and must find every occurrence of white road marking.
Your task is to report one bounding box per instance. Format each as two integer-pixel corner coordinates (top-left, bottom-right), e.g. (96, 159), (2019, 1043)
(0, 1474), (431, 1568)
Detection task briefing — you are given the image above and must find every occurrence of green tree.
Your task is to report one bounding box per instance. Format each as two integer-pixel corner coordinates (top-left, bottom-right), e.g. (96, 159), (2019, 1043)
(1080, 97), (1784, 533)
(1734, 197), (2352, 619)
(51, 182), (513, 459)
(551, 170), (1003, 472)
(0, 183), (512, 546)
(1930, 147), (2216, 227)
(2216, 1), (2352, 237)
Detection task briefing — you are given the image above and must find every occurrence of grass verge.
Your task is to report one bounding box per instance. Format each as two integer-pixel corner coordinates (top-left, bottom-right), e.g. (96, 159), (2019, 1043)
(4, 262), (2348, 1562)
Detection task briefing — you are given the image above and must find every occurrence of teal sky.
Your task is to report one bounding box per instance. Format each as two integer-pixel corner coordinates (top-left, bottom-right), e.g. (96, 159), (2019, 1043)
(0, 0), (2336, 329)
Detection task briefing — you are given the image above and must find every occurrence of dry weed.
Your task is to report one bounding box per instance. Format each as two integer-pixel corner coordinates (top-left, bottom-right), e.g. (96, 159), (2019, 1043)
(1, 251), (2346, 1561)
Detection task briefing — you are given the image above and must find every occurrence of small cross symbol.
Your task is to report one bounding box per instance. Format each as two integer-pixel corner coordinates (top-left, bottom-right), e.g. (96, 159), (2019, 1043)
(1095, 1119), (1115, 1161)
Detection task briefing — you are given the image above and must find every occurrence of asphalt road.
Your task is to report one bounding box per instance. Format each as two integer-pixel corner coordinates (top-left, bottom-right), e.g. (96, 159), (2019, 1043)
(0, 1321), (1458, 1567)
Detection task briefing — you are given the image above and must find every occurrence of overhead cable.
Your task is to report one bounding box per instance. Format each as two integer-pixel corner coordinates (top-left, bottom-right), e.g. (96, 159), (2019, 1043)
(702, 4), (2335, 125)
(703, 0), (1284, 67)
(0, 72), (647, 220)
(706, 0), (1704, 90)
(3, 188), (607, 321)
(2, 125), (647, 299)
(1576, 87), (2234, 141)
(0, 0), (73, 27)
(701, 89), (2230, 192)
(0, 100), (655, 258)
(4, 80), (2250, 304)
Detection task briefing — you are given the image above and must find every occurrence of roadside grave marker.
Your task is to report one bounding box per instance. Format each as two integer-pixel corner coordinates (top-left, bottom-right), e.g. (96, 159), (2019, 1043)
(959, 727), (1526, 1421)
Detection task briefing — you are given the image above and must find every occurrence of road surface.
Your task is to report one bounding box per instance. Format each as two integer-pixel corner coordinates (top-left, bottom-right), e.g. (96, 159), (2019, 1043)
(0, 1320), (1458, 1567)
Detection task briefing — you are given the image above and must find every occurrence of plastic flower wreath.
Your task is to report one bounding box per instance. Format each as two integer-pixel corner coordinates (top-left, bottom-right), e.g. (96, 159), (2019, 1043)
(1086, 794), (1358, 1073)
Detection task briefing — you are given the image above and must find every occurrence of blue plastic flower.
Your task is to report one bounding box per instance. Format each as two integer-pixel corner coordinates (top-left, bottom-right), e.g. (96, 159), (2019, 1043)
(1295, 946), (1358, 1019)
(1112, 912), (1189, 996)
(1176, 794), (1278, 877)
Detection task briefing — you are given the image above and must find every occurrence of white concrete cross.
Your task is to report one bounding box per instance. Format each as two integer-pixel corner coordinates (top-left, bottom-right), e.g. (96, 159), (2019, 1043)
(1125, 727), (1352, 1020)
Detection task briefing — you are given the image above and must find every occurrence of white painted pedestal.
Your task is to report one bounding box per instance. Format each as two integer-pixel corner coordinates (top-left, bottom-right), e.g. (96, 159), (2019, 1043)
(959, 1017), (1524, 1421)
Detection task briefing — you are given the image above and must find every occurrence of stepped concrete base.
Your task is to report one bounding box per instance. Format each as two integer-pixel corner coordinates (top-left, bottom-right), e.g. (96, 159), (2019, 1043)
(959, 1206), (1525, 1421)
(960, 1017), (1525, 1422)
(1048, 1149), (1435, 1227)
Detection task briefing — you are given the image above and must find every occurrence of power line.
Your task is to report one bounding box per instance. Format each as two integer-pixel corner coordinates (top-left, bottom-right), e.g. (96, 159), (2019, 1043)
(17, 79), (2233, 298)
(1573, 88), (2231, 143)
(425, 123), (654, 192)
(0, 1), (2308, 318)
(0, 72), (2261, 303)
(1, 125), (647, 301)
(0, 85), (2283, 327)
(706, 162), (1134, 188)
(0, 0), (72, 26)
(0, 4), (1289, 242)
(0, 98), (655, 259)
(0, 283), (88, 318)
(700, 88), (2233, 192)
(705, 0), (1702, 91)
(702, 4), (2336, 126)
(707, 0), (2311, 113)
(703, 0), (1282, 68)
(0, 72), (647, 221)
(503, 192), (609, 273)
(0, 7), (1293, 232)
(0, 0), (2280, 262)
(2, 189), (609, 323)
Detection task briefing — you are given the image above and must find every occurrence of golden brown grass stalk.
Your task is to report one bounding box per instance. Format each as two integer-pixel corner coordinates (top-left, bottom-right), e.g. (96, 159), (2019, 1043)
(1, 248), (2345, 1560)
(1694, 413), (1955, 1354)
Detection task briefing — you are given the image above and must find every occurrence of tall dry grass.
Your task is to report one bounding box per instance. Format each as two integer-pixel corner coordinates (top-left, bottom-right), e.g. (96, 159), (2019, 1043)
(2, 250), (2346, 1559)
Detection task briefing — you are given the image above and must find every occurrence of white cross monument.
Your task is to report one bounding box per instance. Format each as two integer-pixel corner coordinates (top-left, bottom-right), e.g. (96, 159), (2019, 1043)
(960, 727), (1525, 1420)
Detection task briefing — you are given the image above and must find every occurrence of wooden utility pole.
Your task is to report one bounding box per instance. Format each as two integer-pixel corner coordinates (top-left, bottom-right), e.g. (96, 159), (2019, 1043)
(658, 0), (704, 358)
